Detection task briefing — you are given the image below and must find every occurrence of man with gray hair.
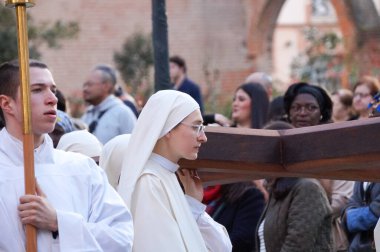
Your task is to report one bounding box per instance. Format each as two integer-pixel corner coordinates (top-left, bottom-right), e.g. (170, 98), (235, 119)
(245, 72), (273, 100)
(82, 65), (136, 144)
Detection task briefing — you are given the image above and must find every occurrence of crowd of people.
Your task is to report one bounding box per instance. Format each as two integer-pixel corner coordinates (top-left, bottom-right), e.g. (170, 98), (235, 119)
(1, 55), (380, 252)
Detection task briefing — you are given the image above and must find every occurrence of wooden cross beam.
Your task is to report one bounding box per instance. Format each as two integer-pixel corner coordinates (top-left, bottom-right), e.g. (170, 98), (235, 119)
(179, 117), (380, 185)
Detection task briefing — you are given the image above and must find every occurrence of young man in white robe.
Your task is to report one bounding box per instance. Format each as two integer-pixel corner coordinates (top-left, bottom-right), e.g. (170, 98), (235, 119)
(118, 90), (232, 251)
(0, 59), (133, 251)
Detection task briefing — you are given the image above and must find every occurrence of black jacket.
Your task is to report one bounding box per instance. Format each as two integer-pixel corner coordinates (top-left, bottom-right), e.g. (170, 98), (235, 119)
(213, 187), (265, 252)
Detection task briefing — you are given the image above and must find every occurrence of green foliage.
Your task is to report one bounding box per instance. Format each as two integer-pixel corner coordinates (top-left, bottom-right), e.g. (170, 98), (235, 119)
(113, 32), (154, 95)
(291, 27), (343, 92)
(201, 60), (233, 117)
(0, 7), (23, 61)
(30, 19), (79, 49)
(0, 7), (79, 63)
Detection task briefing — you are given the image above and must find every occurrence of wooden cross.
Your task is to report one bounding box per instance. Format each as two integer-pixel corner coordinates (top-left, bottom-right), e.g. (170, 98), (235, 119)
(180, 117), (380, 185)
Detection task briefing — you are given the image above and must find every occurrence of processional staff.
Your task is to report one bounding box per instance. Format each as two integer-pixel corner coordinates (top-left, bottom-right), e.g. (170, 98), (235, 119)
(5, 0), (37, 251)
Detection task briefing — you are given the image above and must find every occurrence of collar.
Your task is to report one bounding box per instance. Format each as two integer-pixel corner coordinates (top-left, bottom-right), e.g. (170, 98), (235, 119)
(149, 153), (179, 173)
(0, 128), (55, 166)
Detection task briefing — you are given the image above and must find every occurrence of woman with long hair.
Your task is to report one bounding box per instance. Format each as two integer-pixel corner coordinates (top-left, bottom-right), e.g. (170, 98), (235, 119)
(204, 82), (268, 252)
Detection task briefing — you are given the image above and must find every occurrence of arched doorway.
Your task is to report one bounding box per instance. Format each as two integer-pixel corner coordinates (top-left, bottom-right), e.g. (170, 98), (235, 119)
(246, 0), (380, 89)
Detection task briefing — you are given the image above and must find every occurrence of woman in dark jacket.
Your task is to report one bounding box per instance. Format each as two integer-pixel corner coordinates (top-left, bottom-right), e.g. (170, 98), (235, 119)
(254, 92), (334, 252)
(205, 183), (265, 252)
(283, 82), (351, 251)
(256, 176), (333, 252)
(204, 83), (268, 251)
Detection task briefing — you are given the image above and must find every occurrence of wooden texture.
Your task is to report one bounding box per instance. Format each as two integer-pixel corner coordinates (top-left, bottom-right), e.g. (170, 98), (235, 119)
(179, 117), (380, 185)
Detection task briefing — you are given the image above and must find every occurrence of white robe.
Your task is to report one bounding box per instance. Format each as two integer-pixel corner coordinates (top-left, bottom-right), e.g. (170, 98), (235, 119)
(0, 128), (133, 251)
(131, 156), (231, 252)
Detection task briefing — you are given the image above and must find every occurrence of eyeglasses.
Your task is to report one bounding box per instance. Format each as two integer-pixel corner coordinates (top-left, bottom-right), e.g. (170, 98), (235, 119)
(290, 104), (320, 113)
(353, 92), (371, 99)
(180, 122), (205, 136)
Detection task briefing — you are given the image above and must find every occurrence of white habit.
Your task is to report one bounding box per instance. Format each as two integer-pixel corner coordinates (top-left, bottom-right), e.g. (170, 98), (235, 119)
(0, 128), (133, 251)
(118, 90), (231, 252)
(99, 134), (131, 189)
(132, 155), (231, 251)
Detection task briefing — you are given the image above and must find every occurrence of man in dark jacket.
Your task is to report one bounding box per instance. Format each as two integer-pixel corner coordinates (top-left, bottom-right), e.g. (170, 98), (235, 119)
(169, 55), (204, 114)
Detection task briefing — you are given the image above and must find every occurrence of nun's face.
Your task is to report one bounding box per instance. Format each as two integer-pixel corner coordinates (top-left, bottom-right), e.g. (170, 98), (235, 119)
(289, 93), (321, 128)
(169, 109), (207, 161)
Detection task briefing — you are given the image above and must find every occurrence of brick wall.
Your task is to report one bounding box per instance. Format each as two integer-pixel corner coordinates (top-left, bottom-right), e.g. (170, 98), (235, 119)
(27, 0), (252, 113)
(15, 0), (380, 114)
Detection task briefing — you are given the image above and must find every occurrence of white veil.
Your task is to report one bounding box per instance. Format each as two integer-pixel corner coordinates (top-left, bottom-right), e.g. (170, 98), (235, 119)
(117, 90), (199, 207)
(99, 134), (131, 189)
(56, 130), (103, 158)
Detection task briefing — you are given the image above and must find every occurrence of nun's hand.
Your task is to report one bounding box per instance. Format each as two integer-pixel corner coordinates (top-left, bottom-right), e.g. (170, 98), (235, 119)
(178, 169), (203, 202)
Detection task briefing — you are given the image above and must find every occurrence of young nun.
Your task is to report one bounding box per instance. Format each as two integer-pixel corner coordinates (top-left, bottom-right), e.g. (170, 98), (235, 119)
(57, 130), (103, 163)
(118, 90), (232, 251)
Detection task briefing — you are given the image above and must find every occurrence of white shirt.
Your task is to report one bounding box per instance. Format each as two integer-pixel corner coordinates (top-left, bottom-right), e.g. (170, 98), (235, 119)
(82, 95), (136, 144)
(0, 128), (133, 251)
(363, 182), (371, 192)
(131, 154), (232, 252)
(258, 220), (266, 252)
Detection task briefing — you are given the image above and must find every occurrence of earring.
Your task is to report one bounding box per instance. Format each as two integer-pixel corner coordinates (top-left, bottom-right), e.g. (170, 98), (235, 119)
(320, 115), (323, 120)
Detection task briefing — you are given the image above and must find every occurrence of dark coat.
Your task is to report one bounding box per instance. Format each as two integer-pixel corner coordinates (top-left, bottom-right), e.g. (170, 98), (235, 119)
(213, 187), (265, 252)
(177, 78), (204, 113)
(256, 178), (333, 252)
